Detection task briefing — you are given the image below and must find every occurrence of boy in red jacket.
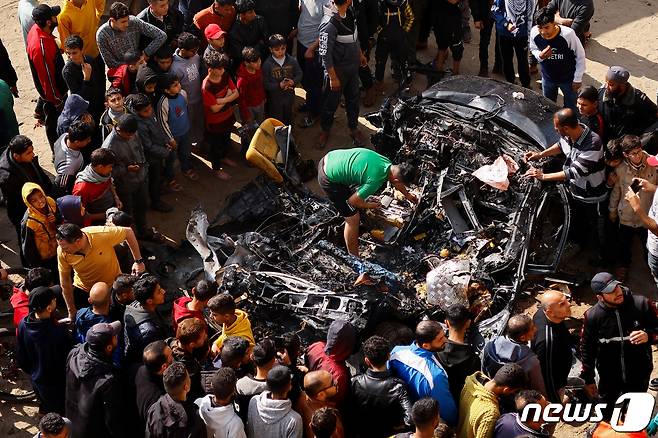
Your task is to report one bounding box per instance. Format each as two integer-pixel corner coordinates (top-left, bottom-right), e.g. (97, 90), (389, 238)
(172, 279), (217, 332)
(202, 50), (239, 181)
(236, 46), (266, 123)
(107, 51), (145, 97)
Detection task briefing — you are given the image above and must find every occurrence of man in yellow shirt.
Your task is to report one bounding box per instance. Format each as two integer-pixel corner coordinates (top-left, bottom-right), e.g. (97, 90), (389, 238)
(57, 223), (145, 320)
(58, 0), (104, 59)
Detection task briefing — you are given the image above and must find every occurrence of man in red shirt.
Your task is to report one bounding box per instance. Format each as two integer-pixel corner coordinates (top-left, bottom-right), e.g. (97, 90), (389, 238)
(26, 4), (68, 149)
(72, 148), (122, 225)
(194, 0), (236, 41)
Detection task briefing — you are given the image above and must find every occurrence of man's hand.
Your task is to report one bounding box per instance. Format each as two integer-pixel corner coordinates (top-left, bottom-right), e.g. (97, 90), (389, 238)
(474, 20), (483, 30)
(524, 151), (542, 162)
(114, 196), (123, 210)
(584, 383), (599, 399)
(609, 211), (618, 223)
(127, 164), (141, 173)
(607, 172), (618, 187)
(407, 193), (419, 204)
(366, 200), (382, 209)
(287, 29), (298, 40)
(359, 52), (368, 67)
(10, 86), (19, 98)
(629, 330), (649, 344)
(67, 307), (77, 321)
(539, 45), (553, 60)
(625, 187), (642, 213)
(82, 62), (92, 81)
(507, 22), (517, 32)
(638, 178), (657, 193)
(0, 268), (7, 281)
(279, 80), (287, 89)
(329, 75), (341, 91)
(132, 260), (145, 275)
(525, 167), (544, 181)
(168, 139), (177, 149)
(304, 46), (315, 60)
(572, 82), (582, 92)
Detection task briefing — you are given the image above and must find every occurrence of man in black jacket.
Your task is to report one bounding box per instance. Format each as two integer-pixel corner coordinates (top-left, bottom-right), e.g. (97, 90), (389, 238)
(469, 0), (501, 77)
(580, 272), (658, 414)
(0, 135), (53, 261)
(124, 274), (170, 364)
(65, 321), (128, 438)
(135, 340), (173, 424)
(546, 0), (594, 42)
(229, 0), (269, 62)
(438, 304), (481, 405)
(350, 335), (413, 437)
(532, 289), (575, 403)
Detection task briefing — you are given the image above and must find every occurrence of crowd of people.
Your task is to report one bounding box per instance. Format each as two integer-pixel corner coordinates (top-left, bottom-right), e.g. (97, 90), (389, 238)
(1, 0), (658, 437)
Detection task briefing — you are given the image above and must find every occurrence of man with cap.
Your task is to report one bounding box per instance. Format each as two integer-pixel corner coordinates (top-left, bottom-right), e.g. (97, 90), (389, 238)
(579, 272), (658, 415)
(26, 3), (68, 149)
(598, 66), (658, 144)
(16, 285), (73, 414)
(65, 321), (128, 438)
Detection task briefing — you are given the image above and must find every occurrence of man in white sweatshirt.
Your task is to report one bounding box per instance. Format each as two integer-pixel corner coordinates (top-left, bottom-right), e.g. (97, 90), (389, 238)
(195, 367), (246, 438)
(247, 365), (303, 438)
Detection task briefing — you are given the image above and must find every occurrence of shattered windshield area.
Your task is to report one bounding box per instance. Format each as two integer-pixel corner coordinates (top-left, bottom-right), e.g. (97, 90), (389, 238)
(184, 81), (568, 346)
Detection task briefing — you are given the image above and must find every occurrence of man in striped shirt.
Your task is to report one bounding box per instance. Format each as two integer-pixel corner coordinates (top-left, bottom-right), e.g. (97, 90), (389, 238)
(525, 108), (607, 255)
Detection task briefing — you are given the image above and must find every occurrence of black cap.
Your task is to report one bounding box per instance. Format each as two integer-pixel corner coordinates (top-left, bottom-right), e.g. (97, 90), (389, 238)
(86, 321), (122, 350)
(591, 272), (621, 294)
(28, 286), (58, 312)
(605, 66), (630, 84)
(32, 4), (61, 22)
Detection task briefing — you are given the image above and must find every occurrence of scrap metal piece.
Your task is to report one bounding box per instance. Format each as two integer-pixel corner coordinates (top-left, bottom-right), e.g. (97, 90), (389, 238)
(426, 258), (471, 309)
(186, 207), (222, 282)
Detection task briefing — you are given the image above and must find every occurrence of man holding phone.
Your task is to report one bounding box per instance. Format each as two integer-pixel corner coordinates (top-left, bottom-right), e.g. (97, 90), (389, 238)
(526, 108), (607, 257)
(608, 135), (658, 276)
(101, 114), (153, 239)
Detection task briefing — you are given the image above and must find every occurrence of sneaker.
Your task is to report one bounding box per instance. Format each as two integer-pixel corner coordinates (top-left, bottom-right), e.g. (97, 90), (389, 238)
(151, 200), (173, 213)
(651, 378), (658, 391)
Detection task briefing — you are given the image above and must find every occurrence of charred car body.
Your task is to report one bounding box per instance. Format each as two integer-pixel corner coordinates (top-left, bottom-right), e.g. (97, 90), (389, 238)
(185, 76), (570, 346)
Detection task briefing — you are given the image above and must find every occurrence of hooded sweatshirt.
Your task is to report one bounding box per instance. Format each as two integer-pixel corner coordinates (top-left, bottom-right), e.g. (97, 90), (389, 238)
(17, 312), (72, 413)
(246, 391), (303, 438)
(195, 394), (246, 438)
(457, 372), (500, 438)
(146, 393), (207, 438)
(57, 94), (90, 137)
(57, 195), (88, 227)
(73, 165), (115, 216)
(438, 340), (482, 404)
(65, 343), (127, 438)
(53, 132), (85, 194)
(20, 182), (58, 267)
(136, 65), (160, 106)
(101, 126), (148, 189)
(126, 100), (171, 162)
(214, 309), (255, 350)
(306, 320), (356, 406)
(481, 336), (547, 395)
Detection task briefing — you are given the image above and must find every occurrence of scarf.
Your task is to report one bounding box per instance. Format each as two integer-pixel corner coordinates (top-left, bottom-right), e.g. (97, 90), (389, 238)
(505, 0), (532, 35)
(75, 165), (111, 184)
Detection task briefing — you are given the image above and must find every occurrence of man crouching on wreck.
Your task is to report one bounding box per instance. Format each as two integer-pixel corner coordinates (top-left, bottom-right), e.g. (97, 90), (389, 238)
(317, 147), (418, 257)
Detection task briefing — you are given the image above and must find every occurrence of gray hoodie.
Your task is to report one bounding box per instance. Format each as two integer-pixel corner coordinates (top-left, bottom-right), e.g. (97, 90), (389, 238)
(101, 129), (147, 189)
(246, 391), (303, 438)
(481, 336), (547, 395)
(195, 395), (246, 438)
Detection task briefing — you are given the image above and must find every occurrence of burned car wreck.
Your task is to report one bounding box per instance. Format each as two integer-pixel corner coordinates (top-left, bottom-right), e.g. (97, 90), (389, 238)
(185, 76), (570, 347)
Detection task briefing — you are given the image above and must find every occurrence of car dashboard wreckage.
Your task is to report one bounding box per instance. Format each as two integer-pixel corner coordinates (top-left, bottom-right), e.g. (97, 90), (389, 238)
(185, 77), (571, 347)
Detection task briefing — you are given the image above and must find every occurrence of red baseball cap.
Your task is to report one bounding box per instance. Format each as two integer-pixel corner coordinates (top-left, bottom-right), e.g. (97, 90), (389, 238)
(204, 24), (226, 41)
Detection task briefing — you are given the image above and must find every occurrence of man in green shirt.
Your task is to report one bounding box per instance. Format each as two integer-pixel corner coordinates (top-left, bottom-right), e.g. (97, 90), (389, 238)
(317, 147), (418, 256)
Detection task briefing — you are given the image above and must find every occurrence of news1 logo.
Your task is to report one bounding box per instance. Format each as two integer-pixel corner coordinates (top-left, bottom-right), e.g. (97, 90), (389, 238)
(520, 393), (656, 432)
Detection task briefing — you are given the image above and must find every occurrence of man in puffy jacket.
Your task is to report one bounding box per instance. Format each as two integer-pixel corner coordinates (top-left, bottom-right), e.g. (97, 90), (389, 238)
(580, 272), (658, 411)
(65, 321), (128, 438)
(389, 320), (457, 426)
(306, 320), (356, 407)
(482, 314), (547, 396)
(350, 335), (412, 437)
(124, 274), (171, 364)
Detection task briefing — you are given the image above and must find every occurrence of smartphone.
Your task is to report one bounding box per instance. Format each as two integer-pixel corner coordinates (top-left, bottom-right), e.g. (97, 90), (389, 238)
(631, 178), (641, 193)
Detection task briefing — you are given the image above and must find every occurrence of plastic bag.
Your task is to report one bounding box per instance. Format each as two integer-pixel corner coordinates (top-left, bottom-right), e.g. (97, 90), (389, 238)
(472, 155), (519, 191)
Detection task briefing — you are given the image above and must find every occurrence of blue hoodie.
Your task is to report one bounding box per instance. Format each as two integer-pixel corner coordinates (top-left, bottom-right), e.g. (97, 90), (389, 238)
(57, 195), (85, 227)
(56, 94), (89, 136)
(74, 307), (123, 367)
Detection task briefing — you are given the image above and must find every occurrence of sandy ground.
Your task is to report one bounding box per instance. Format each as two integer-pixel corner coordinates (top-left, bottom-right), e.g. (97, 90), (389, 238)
(0, 0), (658, 435)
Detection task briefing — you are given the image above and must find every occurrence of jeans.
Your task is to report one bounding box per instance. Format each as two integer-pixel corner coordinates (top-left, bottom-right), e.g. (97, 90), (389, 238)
(569, 197), (605, 254)
(175, 132), (192, 172)
(207, 130), (231, 170)
(297, 41), (324, 118)
(542, 78), (578, 110)
(320, 68), (360, 132)
(498, 35), (530, 87)
(41, 100), (63, 151)
(618, 224), (647, 267)
(479, 18), (502, 71)
(375, 30), (411, 82)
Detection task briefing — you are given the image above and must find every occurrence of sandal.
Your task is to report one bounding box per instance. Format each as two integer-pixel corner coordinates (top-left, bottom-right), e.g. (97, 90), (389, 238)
(167, 180), (183, 192)
(183, 169), (199, 181)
